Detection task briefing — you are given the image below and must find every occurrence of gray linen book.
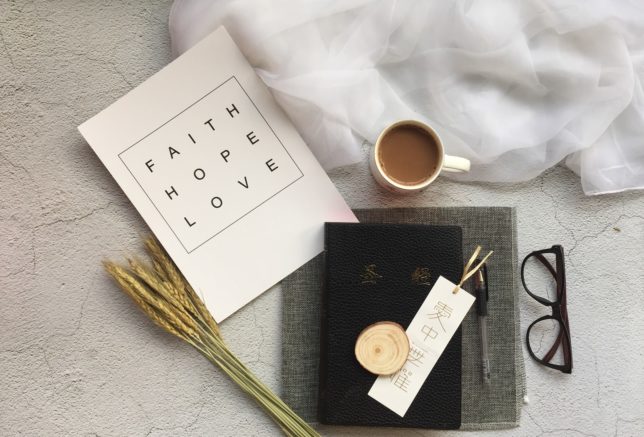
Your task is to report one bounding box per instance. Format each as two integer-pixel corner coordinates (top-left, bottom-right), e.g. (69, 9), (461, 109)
(281, 207), (525, 429)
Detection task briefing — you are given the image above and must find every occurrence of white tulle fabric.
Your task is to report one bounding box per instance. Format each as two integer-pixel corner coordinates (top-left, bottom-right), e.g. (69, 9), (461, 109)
(169, 0), (644, 195)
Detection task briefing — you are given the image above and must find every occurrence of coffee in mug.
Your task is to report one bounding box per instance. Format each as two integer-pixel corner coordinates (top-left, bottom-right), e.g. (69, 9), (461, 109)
(370, 120), (470, 193)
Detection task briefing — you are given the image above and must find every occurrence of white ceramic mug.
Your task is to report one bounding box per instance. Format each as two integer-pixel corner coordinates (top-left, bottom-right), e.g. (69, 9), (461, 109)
(369, 120), (470, 194)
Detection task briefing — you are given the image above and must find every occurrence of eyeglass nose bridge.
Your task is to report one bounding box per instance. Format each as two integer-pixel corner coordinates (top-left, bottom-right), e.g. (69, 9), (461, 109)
(551, 303), (563, 319)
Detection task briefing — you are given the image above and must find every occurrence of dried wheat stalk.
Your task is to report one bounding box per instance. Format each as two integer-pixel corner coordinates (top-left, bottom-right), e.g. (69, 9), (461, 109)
(104, 237), (318, 437)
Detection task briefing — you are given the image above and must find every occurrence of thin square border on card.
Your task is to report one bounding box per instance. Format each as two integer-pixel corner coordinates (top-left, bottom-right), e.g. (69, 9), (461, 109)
(118, 76), (304, 254)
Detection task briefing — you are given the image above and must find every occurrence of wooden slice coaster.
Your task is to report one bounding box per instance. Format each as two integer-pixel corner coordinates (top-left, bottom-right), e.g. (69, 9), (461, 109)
(354, 321), (410, 376)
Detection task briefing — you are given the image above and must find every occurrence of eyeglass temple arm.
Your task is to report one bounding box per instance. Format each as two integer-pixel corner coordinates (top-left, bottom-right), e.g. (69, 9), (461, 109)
(533, 253), (557, 278)
(533, 253), (570, 365)
(542, 330), (563, 363)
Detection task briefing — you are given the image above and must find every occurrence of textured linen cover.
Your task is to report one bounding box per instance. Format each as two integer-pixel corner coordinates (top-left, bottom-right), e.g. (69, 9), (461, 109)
(281, 207), (526, 429)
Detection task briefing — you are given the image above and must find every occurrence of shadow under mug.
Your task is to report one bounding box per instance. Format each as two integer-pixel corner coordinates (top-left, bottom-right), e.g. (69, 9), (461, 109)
(369, 120), (470, 194)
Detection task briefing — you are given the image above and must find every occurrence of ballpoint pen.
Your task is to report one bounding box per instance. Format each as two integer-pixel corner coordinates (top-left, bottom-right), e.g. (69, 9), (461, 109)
(474, 262), (491, 383)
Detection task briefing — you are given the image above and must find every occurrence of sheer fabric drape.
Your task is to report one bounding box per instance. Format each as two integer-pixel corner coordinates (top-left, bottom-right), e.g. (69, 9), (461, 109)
(169, 0), (644, 195)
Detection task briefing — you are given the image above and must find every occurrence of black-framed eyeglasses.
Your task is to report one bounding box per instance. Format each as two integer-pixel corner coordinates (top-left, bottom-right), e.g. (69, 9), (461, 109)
(521, 245), (572, 374)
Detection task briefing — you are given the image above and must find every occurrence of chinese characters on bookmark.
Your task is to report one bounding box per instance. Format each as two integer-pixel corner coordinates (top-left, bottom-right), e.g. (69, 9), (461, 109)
(368, 276), (475, 417)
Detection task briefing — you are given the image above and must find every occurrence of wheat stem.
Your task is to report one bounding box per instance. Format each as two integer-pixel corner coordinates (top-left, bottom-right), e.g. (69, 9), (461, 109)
(103, 237), (318, 437)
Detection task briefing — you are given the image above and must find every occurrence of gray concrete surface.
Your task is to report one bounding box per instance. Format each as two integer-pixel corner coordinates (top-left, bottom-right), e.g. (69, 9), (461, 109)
(1, 1), (643, 436)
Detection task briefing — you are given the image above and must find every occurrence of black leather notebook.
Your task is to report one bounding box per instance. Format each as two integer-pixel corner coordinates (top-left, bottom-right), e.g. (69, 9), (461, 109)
(319, 222), (463, 428)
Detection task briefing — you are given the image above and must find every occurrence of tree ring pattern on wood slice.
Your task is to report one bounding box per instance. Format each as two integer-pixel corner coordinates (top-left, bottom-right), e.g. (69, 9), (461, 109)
(354, 321), (410, 376)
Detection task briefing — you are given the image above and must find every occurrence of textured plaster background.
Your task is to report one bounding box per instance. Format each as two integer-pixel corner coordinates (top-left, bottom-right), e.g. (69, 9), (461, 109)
(1, 1), (643, 436)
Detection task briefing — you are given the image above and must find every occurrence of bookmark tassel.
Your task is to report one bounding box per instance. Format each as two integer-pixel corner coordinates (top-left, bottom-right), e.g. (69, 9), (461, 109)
(453, 245), (493, 294)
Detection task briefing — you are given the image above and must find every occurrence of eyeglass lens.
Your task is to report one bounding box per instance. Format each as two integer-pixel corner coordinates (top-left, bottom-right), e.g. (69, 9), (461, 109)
(527, 317), (566, 366)
(523, 252), (559, 303)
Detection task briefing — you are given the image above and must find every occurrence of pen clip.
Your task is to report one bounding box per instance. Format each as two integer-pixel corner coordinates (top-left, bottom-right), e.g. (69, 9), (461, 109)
(481, 262), (489, 302)
(473, 260), (489, 303)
